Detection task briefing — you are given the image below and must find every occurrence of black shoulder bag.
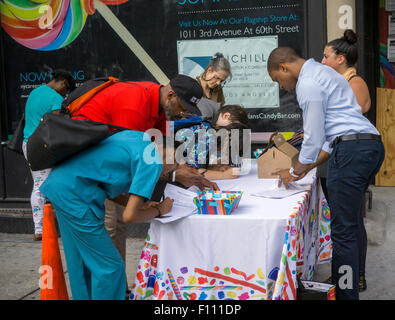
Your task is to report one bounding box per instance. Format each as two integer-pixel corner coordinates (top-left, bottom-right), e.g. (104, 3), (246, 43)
(26, 112), (128, 171)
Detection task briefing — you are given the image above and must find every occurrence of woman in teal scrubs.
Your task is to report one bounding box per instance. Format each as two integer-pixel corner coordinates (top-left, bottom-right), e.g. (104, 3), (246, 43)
(40, 130), (175, 300)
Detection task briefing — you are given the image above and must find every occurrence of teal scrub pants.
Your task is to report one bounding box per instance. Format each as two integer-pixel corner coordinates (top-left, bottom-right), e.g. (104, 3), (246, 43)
(53, 205), (126, 300)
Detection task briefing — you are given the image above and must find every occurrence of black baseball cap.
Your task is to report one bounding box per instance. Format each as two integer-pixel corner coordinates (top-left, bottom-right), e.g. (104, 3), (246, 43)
(170, 74), (203, 116)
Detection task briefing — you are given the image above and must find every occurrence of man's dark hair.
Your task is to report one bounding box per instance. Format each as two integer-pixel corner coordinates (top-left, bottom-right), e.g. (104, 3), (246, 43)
(215, 105), (250, 166)
(267, 47), (301, 72)
(51, 69), (76, 92)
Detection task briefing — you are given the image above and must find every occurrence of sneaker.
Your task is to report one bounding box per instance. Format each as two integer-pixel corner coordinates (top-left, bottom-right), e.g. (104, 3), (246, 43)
(359, 275), (367, 292)
(33, 234), (42, 241)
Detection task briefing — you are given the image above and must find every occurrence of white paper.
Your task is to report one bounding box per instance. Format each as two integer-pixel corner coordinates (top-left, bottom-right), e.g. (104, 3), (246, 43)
(249, 168), (315, 199)
(250, 182), (311, 199)
(154, 184), (197, 223)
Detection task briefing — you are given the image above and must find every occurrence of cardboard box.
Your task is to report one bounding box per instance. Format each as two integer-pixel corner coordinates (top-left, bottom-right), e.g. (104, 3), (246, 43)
(257, 133), (299, 179)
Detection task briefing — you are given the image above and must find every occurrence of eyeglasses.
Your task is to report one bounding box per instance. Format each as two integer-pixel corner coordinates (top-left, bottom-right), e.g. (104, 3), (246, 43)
(214, 75), (228, 86)
(204, 73), (228, 87)
(208, 75), (228, 87)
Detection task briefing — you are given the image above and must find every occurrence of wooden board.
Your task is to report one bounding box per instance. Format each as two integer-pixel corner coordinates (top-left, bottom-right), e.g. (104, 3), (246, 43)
(376, 88), (395, 186)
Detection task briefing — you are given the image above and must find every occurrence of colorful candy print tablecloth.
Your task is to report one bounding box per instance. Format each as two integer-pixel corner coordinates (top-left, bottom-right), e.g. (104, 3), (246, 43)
(130, 160), (331, 300)
(317, 194), (332, 264)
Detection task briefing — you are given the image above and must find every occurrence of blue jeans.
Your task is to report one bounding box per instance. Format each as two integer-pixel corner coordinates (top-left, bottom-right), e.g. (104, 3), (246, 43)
(327, 139), (384, 300)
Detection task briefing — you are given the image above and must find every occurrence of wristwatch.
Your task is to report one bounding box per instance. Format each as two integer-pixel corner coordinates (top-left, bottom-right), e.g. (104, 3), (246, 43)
(289, 167), (301, 178)
(168, 170), (176, 182)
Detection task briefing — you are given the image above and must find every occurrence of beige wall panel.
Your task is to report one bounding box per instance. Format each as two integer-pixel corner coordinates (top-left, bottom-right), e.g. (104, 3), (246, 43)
(376, 88), (395, 186)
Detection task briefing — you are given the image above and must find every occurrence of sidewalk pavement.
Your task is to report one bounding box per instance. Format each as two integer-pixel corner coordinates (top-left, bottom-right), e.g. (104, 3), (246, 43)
(0, 233), (146, 300)
(0, 186), (394, 300)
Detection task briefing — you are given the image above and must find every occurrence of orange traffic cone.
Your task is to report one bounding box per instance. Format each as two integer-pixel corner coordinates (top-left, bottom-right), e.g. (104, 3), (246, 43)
(40, 204), (69, 300)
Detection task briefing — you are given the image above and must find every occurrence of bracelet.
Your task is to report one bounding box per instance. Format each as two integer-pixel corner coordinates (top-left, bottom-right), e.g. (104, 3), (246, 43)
(200, 169), (208, 176)
(154, 206), (161, 218)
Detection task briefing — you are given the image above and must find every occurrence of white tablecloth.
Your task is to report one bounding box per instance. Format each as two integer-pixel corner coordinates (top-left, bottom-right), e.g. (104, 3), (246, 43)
(130, 160), (328, 300)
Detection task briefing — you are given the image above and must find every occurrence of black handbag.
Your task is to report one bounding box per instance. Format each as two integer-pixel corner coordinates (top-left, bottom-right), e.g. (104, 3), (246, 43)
(26, 112), (128, 171)
(7, 113), (25, 155)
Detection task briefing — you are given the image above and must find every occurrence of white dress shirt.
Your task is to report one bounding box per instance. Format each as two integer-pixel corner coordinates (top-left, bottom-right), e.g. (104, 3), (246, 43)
(296, 59), (379, 164)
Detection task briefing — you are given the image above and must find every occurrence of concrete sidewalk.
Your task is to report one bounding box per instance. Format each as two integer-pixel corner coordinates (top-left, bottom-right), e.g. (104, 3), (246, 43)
(314, 186), (395, 300)
(0, 186), (394, 300)
(0, 233), (145, 300)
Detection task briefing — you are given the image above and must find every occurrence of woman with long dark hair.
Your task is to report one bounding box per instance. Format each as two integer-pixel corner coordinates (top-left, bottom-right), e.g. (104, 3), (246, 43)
(322, 29), (371, 114)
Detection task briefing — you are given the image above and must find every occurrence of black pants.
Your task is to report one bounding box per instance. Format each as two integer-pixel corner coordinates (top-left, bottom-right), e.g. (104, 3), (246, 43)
(321, 177), (367, 277)
(326, 139), (384, 300)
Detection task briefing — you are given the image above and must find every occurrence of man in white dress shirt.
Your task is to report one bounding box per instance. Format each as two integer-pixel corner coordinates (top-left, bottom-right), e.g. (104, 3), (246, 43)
(267, 47), (385, 300)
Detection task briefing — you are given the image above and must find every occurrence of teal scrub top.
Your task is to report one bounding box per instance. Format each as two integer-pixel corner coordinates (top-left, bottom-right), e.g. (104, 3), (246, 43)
(40, 131), (163, 220)
(23, 85), (64, 141)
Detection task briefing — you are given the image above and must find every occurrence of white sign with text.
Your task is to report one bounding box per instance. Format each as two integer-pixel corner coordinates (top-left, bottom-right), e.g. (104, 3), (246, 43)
(177, 36), (279, 109)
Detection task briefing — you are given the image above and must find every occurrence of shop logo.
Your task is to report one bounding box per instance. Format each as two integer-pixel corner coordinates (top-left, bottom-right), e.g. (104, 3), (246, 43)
(182, 56), (212, 77)
(20, 70), (85, 83)
(190, 96), (201, 104)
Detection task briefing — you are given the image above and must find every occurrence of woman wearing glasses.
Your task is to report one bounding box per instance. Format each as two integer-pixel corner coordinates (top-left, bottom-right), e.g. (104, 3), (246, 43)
(196, 53), (232, 107)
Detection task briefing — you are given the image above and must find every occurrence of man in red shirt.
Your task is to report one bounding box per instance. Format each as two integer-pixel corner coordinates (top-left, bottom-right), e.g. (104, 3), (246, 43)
(73, 75), (201, 132)
(71, 75), (218, 293)
(73, 74), (218, 189)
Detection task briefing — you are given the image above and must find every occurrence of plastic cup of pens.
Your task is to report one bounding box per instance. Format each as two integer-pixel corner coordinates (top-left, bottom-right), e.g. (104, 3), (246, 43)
(193, 190), (243, 215)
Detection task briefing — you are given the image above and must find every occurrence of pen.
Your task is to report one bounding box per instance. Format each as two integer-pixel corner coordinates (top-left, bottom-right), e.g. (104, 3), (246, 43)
(156, 215), (171, 219)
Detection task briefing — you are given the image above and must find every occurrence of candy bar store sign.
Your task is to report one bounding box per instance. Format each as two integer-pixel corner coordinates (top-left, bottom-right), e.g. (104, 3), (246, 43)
(175, 0), (305, 132)
(177, 36), (279, 109)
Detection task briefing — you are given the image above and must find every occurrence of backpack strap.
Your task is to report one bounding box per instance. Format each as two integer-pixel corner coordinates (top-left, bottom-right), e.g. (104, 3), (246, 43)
(73, 117), (129, 132)
(60, 112), (129, 132)
(61, 77), (120, 115)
